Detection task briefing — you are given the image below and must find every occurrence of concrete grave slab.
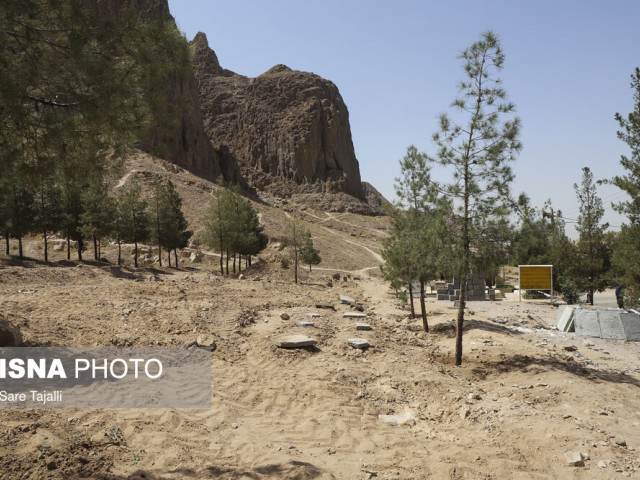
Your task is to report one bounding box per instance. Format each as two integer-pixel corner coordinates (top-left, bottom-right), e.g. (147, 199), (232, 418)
(348, 338), (370, 349)
(598, 309), (625, 340)
(344, 312), (367, 318)
(275, 335), (318, 348)
(574, 309), (601, 338)
(619, 312), (640, 341)
(295, 321), (315, 327)
(340, 295), (356, 305)
(356, 323), (372, 331)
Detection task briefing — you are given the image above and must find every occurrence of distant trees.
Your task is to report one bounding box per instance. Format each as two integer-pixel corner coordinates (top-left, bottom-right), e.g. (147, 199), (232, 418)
(608, 68), (640, 307)
(151, 179), (192, 267)
(381, 146), (453, 332)
(573, 167), (609, 305)
(203, 181), (267, 275)
(117, 179), (150, 268)
(300, 232), (322, 272)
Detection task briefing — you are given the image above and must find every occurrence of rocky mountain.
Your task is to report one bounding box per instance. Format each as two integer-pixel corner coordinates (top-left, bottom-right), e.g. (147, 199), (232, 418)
(190, 32), (365, 200)
(362, 182), (392, 211)
(94, 0), (244, 186)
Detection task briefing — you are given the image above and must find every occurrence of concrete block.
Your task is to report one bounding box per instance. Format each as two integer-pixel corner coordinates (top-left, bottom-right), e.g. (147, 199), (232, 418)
(437, 294), (447, 301)
(556, 305), (576, 332)
(598, 309), (625, 340)
(574, 309), (601, 338)
(449, 295), (459, 301)
(619, 312), (640, 341)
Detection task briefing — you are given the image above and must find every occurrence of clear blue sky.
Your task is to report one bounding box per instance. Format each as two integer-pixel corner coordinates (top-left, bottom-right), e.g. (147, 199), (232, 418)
(167, 0), (639, 238)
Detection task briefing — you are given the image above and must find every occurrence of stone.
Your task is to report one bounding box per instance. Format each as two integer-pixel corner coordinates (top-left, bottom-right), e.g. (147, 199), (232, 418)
(275, 335), (318, 348)
(295, 322), (315, 327)
(280, 313), (290, 320)
(0, 319), (22, 347)
(348, 338), (370, 349)
(598, 460), (607, 468)
(340, 295), (356, 305)
(356, 323), (372, 331)
(238, 274), (246, 280)
(315, 302), (336, 310)
(563, 345), (578, 352)
(564, 451), (585, 467)
(306, 313), (320, 318)
(189, 251), (203, 263)
(344, 312), (367, 318)
(332, 272), (341, 280)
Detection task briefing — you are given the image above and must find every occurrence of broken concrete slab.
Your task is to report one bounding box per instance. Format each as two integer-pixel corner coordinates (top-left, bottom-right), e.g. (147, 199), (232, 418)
(315, 302), (336, 310)
(556, 305), (576, 332)
(344, 312), (367, 318)
(295, 321), (315, 327)
(274, 335), (318, 348)
(356, 323), (372, 331)
(348, 338), (370, 349)
(340, 295), (356, 305)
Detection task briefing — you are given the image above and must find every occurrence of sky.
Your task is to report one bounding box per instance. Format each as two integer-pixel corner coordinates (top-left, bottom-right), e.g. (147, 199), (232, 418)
(167, 0), (639, 238)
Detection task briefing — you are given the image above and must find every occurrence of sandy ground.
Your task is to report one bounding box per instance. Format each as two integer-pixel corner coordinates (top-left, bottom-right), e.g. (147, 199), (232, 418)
(1, 247), (640, 480)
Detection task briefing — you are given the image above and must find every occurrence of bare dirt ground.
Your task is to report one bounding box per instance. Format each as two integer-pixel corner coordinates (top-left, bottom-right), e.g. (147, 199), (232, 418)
(1, 153), (640, 479)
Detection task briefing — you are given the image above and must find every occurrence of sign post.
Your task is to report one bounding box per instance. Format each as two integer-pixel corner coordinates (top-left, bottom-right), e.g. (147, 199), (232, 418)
(518, 265), (553, 304)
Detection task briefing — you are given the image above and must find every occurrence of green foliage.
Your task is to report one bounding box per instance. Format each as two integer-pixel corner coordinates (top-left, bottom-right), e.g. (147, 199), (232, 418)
(573, 167), (610, 304)
(150, 179), (192, 266)
(116, 178), (150, 268)
(606, 68), (640, 306)
(80, 181), (116, 261)
(556, 276), (580, 305)
(299, 232), (322, 272)
(203, 181), (266, 274)
(426, 31), (521, 365)
(34, 181), (64, 262)
(283, 215), (307, 284)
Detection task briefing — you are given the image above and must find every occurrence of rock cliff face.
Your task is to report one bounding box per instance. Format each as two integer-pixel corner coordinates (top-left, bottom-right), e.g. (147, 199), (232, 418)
(362, 182), (392, 211)
(190, 32), (365, 200)
(94, 0), (243, 186)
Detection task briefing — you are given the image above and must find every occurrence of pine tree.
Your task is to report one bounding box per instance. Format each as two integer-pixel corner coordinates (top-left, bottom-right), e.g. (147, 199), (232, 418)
(117, 178), (150, 268)
(158, 180), (192, 267)
(203, 181), (237, 275)
(284, 216), (306, 284)
(573, 167), (609, 305)
(426, 32), (521, 365)
(300, 232), (322, 272)
(80, 181), (116, 263)
(608, 68), (640, 306)
(34, 181), (64, 263)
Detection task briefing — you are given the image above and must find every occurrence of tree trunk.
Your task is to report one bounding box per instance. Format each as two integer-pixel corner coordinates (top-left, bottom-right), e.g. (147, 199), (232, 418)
(294, 247), (298, 284)
(248, 255), (252, 267)
(456, 272), (467, 366)
(233, 252), (236, 274)
(134, 239), (138, 268)
(4, 233), (9, 255)
(117, 240), (121, 265)
(167, 249), (172, 267)
(238, 255), (242, 273)
(158, 244), (162, 267)
(225, 249), (229, 275)
(77, 238), (82, 261)
(18, 236), (23, 260)
(66, 232), (70, 260)
(174, 249), (178, 268)
(43, 231), (48, 263)
(309, 263), (312, 272)
(93, 235), (98, 261)
(219, 248), (223, 274)
(408, 283), (415, 317)
(420, 279), (428, 332)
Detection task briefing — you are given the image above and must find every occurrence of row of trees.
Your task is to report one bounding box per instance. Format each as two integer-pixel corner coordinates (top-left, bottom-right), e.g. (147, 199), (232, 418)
(382, 32), (640, 366)
(0, 175), (192, 268)
(203, 182), (268, 275)
(0, 0), (192, 263)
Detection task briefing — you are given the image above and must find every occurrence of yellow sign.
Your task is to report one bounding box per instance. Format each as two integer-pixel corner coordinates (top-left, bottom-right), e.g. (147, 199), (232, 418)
(519, 265), (552, 290)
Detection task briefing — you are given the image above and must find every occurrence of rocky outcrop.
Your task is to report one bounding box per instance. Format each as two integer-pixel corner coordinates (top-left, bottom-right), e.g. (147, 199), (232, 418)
(190, 32), (365, 200)
(362, 182), (392, 211)
(93, 0), (243, 186)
